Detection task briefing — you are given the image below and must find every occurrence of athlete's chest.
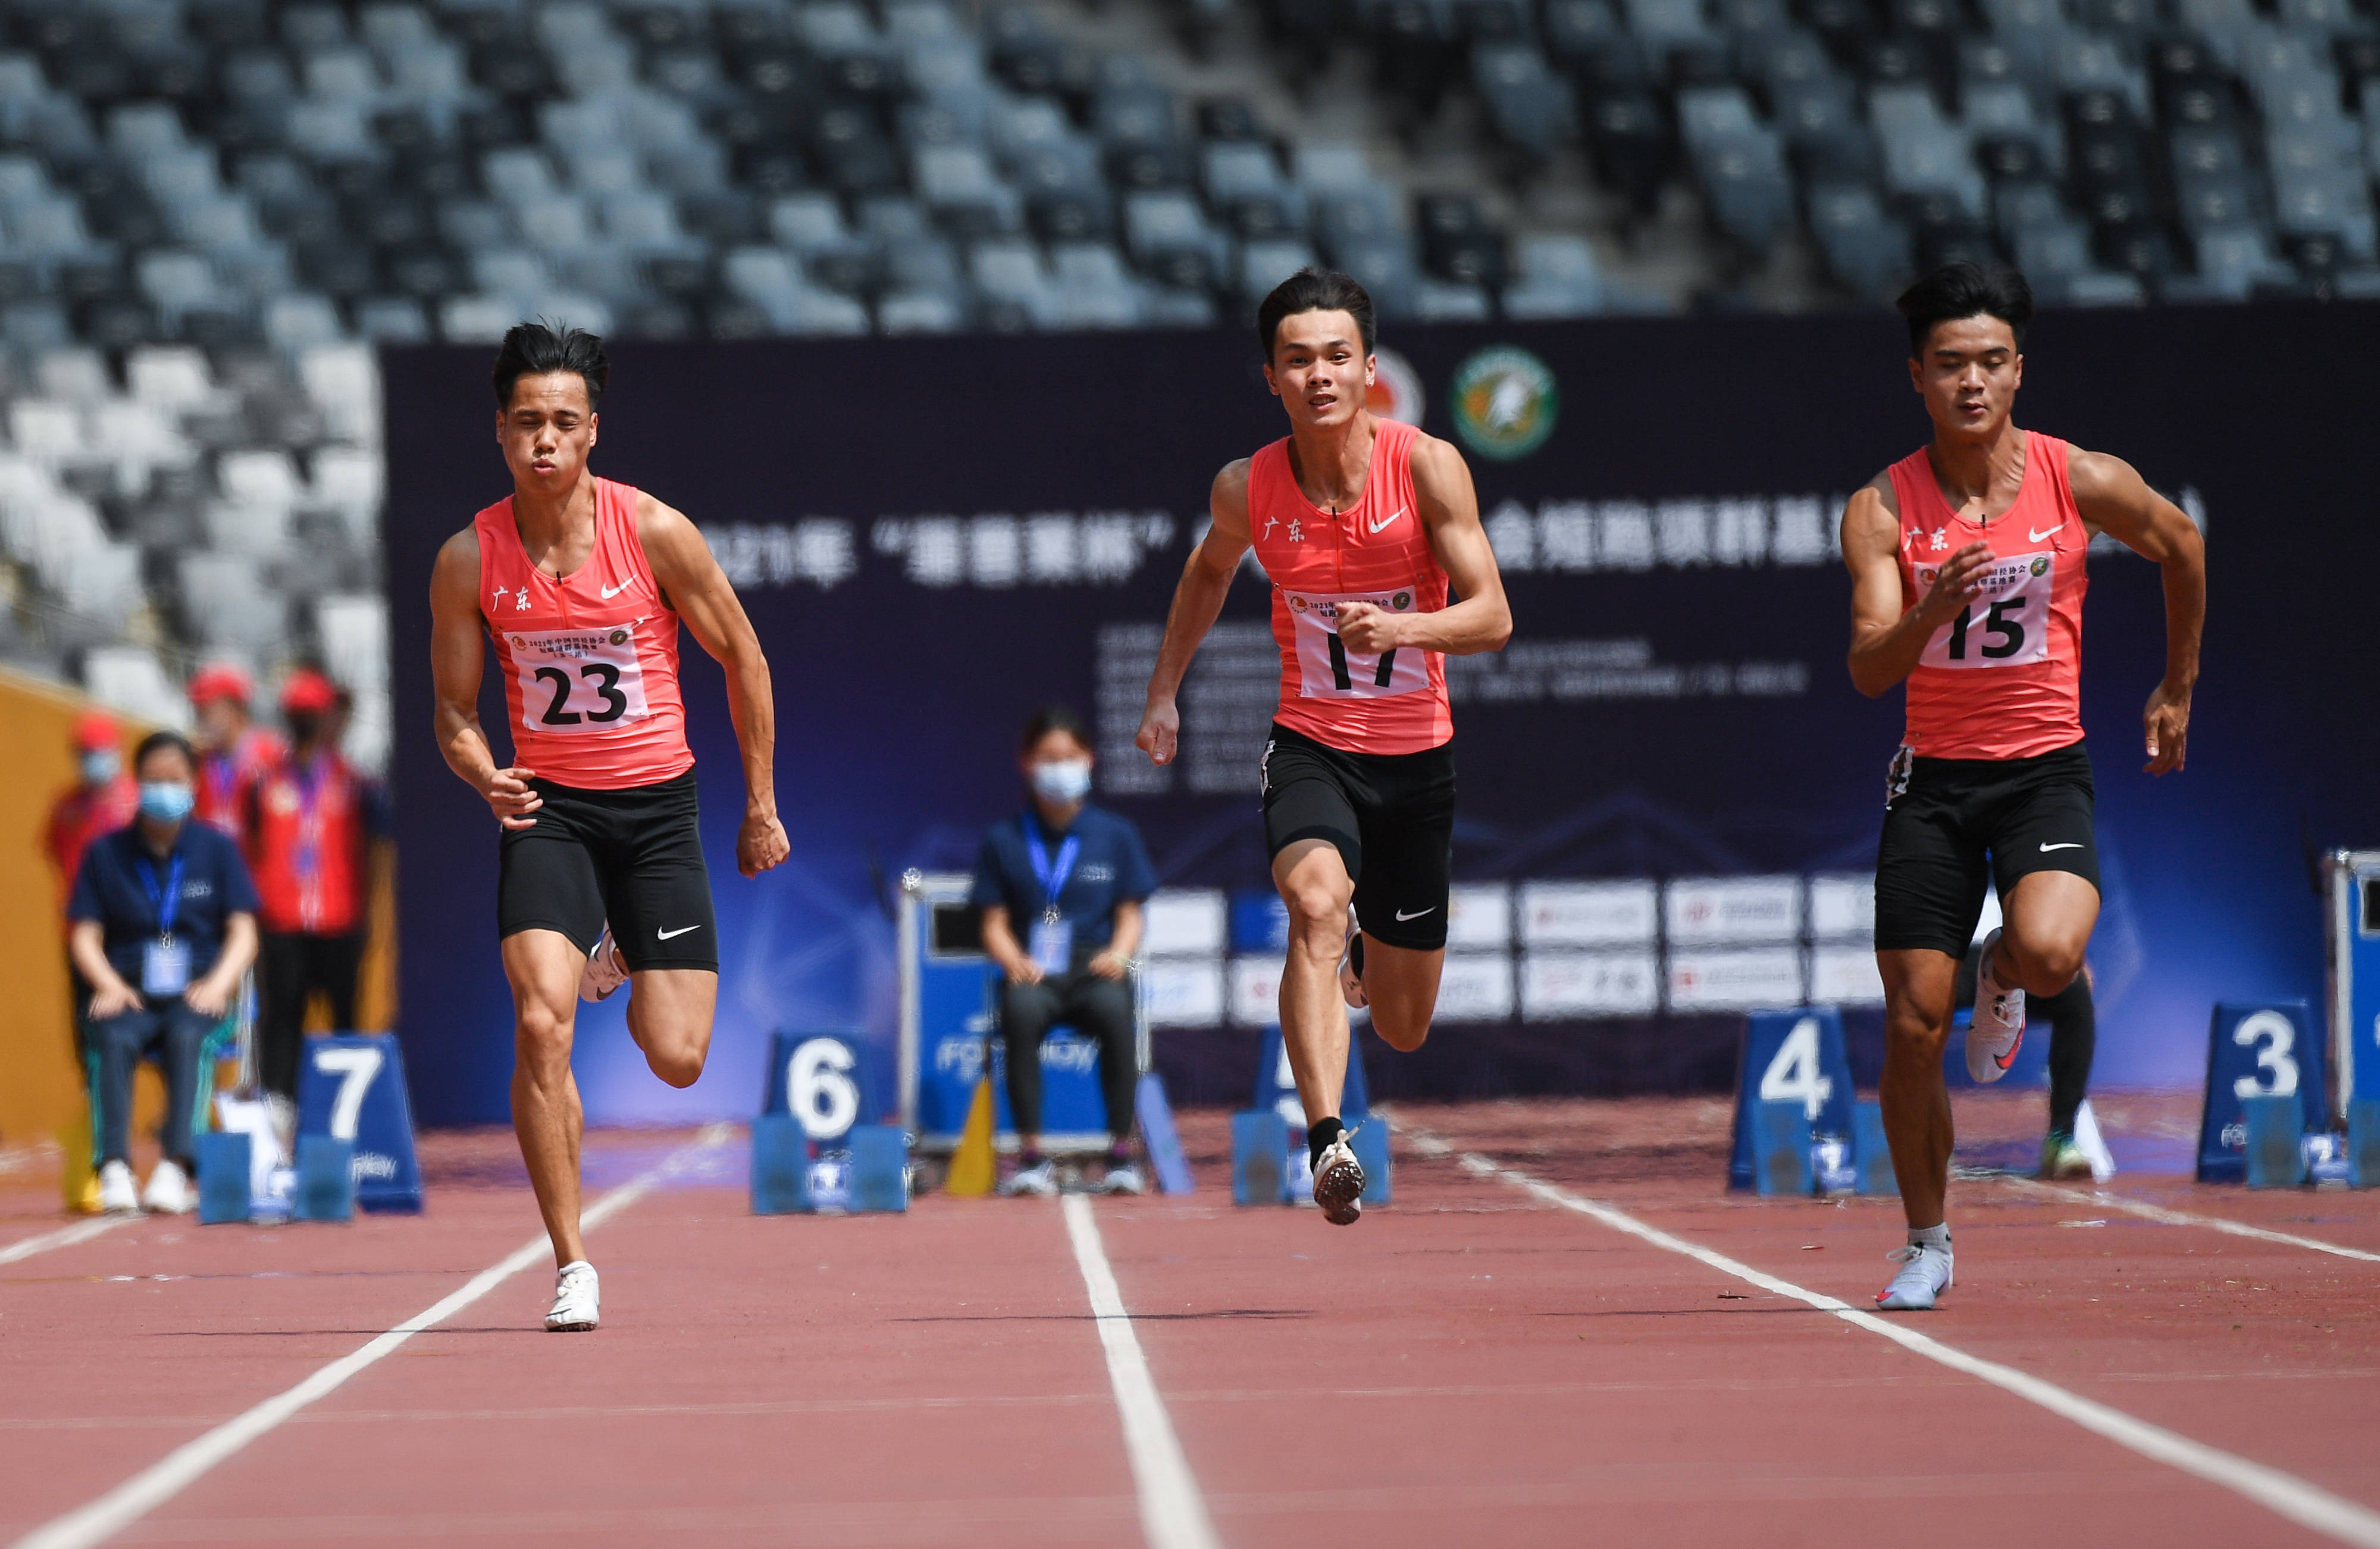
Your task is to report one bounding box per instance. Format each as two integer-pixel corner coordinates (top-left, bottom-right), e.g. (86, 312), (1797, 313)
(481, 550), (656, 629)
(1250, 490), (1427, 576)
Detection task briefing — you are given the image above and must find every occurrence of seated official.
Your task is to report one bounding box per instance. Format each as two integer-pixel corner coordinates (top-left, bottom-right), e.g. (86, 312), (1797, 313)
(973, 706), (1156, 1197)
(68, 731), (261, 1215)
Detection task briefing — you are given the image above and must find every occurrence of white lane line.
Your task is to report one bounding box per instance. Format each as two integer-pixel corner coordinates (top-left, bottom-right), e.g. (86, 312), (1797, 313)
(0, 1215), (132, 1267)
(1060, 1194), (1222, 1549)
(1404, 1128), (2380, 1549)
(2002, 1176), (2380, 1265)
(11, 1123), (733, 1549)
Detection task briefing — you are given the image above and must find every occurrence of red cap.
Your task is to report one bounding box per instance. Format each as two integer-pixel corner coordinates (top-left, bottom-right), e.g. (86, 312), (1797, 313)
(73, 709), (120, 752)
(187, 661), (253, 707)
(279, 668), (339, 716)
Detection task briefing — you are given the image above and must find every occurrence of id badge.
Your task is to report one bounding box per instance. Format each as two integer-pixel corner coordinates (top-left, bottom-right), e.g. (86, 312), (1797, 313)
(1028, 918), (1073, 975)
(143, 937), (192, 996)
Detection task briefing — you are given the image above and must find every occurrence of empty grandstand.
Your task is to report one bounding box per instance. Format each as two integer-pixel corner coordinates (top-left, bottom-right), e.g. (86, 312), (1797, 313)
(0, 0), (2373, 744)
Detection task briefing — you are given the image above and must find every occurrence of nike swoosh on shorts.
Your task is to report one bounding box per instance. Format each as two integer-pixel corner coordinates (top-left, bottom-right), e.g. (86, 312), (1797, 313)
(1394, 906), (1435, 921)
(2039, 842), (2084, 852)
(657, 924), (702, 938)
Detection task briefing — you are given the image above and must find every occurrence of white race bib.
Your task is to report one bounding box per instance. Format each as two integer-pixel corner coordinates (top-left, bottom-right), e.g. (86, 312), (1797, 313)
(1283, 589), (1431, 699)
(503, 623), (652, 734)
(1912, 550), (2054, 669)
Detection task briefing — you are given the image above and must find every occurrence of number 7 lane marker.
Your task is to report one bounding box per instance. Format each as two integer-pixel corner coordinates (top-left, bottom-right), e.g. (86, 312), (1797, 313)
(11, 1124), (735, 1549)
(1061, 1195), (1222, 1549)
(1402, 1128), (2380, 1549)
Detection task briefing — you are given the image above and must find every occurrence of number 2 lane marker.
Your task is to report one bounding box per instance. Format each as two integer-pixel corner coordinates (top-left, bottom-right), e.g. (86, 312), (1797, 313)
(1061, 1195), (1222, 1549)
(12, 1124), (735, 1549)
(1403, 1127), (2380, 1549)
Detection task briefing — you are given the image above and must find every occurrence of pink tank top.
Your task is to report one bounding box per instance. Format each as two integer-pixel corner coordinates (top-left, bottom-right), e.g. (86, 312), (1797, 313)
(474, 477), (695, 790)
(1889, 431), (2089, 761)
(1247, 418), (1454, 756)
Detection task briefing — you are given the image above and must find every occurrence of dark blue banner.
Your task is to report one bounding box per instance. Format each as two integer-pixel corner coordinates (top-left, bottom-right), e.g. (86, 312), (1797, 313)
(384, 305), (2380, 1126)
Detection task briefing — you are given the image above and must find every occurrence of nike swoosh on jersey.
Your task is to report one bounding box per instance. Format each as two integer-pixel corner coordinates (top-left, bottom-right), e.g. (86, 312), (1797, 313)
(1393, 906), (1436, 921)
(1368, 507), (1408, 534)
(2027, 525), (2059, 543)
(599, 581), (631, 599)
(2038, 842), (2084, 852)
(656, 924), (702, 938)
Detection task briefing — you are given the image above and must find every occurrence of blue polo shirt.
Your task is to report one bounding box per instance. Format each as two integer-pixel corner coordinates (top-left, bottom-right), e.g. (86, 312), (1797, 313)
(971, 805), (1157, 953)
(68, 821), (259, 986)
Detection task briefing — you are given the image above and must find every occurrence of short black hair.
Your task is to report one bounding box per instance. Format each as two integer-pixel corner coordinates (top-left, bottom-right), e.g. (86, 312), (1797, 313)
(134, 729), (196, 776)
(493, 320), (610, 409)
(1257, 268), (1377, 361)
(1896, 262), (2033, 358)
(1019, 703), (1092, 756)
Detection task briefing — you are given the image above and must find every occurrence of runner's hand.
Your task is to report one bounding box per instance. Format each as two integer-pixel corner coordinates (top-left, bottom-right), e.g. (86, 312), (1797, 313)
(87, 978), (142, 1019)
(1333, 601), (1402, 654)
(1135, 697), (1180, 766)
(1913, 540), (1995, 628)
(738, 809), (790, 877)
(481, 766), (543, 829)
(2143, 680), (2191, 775)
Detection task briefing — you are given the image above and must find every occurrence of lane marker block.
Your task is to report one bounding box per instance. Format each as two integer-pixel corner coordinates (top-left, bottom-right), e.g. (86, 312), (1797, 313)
(1853, 1100), (1897, 1197)
(1753, 1100), (1812, 1196)
(2243, 1093), (2307, 1188)
(845, 1125), (909, 1213)
(1136, 1071), (1194, 1196)
(293, 1136), (353, 1222)
(1232, 1110), (1288, 1205)
(750, 1114), (812, 1215)
(195, 1131), (250, 1225)
(1349, 1118), (1392, 1204)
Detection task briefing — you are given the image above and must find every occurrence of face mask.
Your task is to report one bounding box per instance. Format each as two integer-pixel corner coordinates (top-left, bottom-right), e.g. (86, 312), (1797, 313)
(139, 781), (195, 823)
(1031, 758), (1092, 805)
(80, 750), (120, 786)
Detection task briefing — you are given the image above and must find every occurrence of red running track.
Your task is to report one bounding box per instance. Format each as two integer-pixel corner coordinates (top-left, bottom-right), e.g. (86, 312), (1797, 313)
(2, 1094), (2378, 1548)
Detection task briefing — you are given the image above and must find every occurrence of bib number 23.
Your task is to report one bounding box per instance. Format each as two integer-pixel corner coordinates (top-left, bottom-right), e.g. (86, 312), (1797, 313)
(535, 662), (628, 725)
(508, 627), (650, 733)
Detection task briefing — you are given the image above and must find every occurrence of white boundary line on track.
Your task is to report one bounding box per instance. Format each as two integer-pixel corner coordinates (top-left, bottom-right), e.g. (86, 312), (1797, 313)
(1060, 1194), (1222, 1549)
(10, 1124), (734, 1549)
(0, 1215), (131, 1267)
(1403, 1128), (2380, 1549)
(2002, 1176), (2380, 1265)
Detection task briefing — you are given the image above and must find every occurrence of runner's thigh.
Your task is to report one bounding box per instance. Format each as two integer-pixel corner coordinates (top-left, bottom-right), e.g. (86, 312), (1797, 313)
(1262, 728), (1365, 883)
(1986, 747), (2101, 901)
(594, 775), (718, 972)
(497, 788), (606, 956)
(1351, 747), (1454, 952)
(1873, 773), (1990, 960)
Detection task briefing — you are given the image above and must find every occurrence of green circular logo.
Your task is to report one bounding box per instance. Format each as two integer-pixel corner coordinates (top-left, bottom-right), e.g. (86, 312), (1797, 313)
(2029, 556), (2049, 577)
(1449, 346), (1558, 461)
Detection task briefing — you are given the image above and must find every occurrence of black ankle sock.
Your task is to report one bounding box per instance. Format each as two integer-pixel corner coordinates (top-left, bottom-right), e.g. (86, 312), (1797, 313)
(1108, 1140), (1133, 1163)
(1020, 1147), (1043, 1168)
(1307, 1116), (1345, 1168)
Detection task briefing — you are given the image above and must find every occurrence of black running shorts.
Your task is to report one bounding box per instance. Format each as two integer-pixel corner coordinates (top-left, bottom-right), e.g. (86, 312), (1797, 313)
(497, 769), (719, 972)
(1260, 722), (1455, 952)
(1874, 740), (2100, 958)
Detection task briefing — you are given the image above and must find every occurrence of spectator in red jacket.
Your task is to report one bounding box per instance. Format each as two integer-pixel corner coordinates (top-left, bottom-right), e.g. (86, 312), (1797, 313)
(245, 669), (390, 1104)
(46, 710), (139, 913)
(187, 661), (284, 844)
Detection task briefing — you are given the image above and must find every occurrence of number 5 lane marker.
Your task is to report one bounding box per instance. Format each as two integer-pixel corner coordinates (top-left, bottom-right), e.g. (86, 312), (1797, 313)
(12, 1124), (735, 1549)
(1402, 1127), (2380, 1549)
(1061, 1195), (1222, 1549)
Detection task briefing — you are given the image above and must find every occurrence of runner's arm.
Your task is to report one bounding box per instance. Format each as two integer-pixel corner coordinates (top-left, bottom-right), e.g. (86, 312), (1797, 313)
(2067, 446), (2205, 775)
(1334, 433), (1511, 657)
(428, 528), (544, 829)
(1135, 461), (1254, 768)
(1842, 474), (1994, 697)
(638, 495), (790, 876)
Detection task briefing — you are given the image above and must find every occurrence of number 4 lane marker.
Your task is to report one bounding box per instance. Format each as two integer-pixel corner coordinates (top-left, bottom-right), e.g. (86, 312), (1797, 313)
(1061, 1195), (1221, 1549)
(12, 1124), (735, 1549)
(1402, 1126), (2380, 1549)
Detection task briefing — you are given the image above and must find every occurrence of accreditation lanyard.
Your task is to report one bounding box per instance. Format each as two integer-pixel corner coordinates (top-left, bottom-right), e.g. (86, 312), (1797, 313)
(1023, 818), (1081, 974)
(137, 852), (190, 996)
(288, 758), (329, 886)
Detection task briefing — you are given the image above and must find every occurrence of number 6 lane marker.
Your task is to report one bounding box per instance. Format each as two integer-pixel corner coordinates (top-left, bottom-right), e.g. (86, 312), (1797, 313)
(12, 1124), (734, 1549)
(1061, 1195), (1221, 1549)
(1402, 1126), (2380, 1549)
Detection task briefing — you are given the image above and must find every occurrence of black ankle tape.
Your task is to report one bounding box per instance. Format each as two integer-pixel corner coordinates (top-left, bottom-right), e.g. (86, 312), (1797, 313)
(1307, 1116), (1344, 1168)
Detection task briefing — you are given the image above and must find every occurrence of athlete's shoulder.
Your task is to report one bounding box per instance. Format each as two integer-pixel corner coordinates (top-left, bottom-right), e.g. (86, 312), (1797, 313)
(2055, 437), (2131, 499)
(1210, 456), (1255, 518)
(1405, 428), (1477, 512)
(430, 522), (484, 597)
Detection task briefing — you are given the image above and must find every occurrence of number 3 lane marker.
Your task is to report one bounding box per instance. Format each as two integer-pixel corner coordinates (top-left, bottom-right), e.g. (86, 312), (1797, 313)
(1402, 1126), (2380, 1549)
(1061, 1195), (1221, 1549)
(12, 1124), (734, 1549)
